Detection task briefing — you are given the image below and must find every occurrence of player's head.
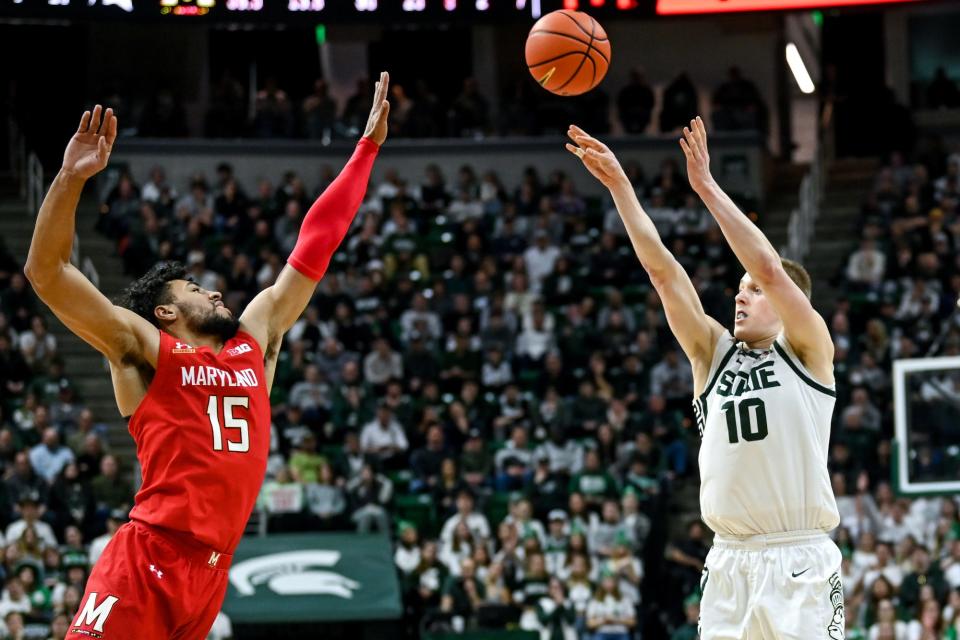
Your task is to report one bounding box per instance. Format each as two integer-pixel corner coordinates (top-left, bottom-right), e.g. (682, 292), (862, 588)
(734, 258), (811, 344)
(116, 261), (238, 342)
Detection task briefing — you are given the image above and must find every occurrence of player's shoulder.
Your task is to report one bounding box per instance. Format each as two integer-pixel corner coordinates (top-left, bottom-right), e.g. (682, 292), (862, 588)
(773, 333), (836, 396)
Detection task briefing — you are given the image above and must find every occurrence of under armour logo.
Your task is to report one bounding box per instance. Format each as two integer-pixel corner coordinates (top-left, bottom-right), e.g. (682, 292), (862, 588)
(172, 341), (196, 354)
(209, 551), (221, 567)
(149, 564), (163, 579)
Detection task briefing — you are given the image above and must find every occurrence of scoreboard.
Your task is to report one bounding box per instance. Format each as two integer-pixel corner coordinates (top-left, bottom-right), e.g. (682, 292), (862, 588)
(0, 0), (929, 21)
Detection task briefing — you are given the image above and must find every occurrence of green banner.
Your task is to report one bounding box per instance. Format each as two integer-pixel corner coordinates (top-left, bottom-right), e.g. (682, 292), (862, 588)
(224, 533), (403, 623)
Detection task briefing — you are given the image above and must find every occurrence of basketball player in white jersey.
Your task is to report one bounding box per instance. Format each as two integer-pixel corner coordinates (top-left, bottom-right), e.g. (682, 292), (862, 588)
(567, 116), (843, 640)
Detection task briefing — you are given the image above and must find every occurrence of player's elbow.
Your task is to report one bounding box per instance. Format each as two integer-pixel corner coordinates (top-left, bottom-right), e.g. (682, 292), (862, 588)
(23, 260), (60, 292)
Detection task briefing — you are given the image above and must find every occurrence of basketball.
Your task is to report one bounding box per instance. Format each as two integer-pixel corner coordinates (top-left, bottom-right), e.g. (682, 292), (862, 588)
(525, 10), (611, 96)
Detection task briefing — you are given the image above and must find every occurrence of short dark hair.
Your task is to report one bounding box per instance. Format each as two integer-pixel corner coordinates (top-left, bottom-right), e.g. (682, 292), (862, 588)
(114, 261), (189, 328)
(781, 258), (812, 299)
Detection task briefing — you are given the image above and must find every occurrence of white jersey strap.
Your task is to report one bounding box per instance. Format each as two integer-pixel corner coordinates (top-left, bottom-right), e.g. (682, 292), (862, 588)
(693, 332), (737, 437)
(773, 335), (836, 398)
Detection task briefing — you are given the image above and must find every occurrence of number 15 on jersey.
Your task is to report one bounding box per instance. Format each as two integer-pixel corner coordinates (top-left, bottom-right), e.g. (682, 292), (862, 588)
(206, 396), (250, 452)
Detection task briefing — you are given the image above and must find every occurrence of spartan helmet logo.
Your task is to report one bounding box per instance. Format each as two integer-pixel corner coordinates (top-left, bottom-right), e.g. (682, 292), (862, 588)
(229, 550), (360, 598)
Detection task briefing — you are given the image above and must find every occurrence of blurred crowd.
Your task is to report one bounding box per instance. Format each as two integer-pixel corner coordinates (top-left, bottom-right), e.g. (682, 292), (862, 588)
(8, 122), (960, 639)
(827, 144), (960, 640)
(135, 67), (767, 141)
(0, 241), (147, 639)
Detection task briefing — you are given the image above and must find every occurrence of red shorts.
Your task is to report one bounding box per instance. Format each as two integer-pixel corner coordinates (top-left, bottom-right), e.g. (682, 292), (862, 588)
(67, 520), (232, 640)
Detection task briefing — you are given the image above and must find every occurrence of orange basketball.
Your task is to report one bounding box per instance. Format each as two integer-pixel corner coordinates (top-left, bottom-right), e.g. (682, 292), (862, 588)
(525, 10), (611, 96)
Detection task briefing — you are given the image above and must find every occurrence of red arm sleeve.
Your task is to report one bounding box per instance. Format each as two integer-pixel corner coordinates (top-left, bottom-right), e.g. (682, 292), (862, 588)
(287, 137), (380, 281)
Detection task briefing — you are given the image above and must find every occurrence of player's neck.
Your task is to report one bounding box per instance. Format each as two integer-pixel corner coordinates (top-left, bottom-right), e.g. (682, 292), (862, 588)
(742, 335), (777, 351)
(169, 326), (224, 353)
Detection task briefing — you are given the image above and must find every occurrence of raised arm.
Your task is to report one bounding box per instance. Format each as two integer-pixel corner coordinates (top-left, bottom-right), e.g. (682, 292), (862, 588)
(24, 106), (157, 366)
(679, 116), (833, 381)
(240, 71), (390, 354)
(567, 126), (724, 384)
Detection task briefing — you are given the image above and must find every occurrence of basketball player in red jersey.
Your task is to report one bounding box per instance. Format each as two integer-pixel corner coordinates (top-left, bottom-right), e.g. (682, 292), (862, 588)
(23, 73), (391, 639)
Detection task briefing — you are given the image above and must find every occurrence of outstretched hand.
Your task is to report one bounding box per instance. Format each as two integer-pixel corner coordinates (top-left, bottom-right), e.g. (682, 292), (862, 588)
(363, 71), (391, 146)
(565, 124), (627, 190)
(62, 105), (118, 181)
(679, 116), (715, 194)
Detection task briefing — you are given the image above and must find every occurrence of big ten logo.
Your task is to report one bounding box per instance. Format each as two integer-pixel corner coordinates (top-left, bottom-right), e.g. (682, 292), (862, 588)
(227, 343), (253, 357)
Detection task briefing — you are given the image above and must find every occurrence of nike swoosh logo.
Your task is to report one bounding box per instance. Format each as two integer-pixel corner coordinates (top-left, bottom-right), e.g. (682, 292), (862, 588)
(791, 568), (810, 578)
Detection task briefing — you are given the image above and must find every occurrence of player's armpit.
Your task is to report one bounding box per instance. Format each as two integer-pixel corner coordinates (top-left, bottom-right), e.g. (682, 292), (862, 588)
(239, 264), (317, 353)
(756, 267), (834, 384)
(27, 262), (158, 367)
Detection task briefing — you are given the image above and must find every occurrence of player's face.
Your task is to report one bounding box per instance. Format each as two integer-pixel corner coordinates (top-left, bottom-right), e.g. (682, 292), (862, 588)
(173, 280), (239, 341)
(733, 273), (782, 344)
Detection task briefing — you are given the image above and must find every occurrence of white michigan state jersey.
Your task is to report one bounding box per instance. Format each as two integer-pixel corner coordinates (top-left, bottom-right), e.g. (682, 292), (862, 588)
(693, 332), (840, 537)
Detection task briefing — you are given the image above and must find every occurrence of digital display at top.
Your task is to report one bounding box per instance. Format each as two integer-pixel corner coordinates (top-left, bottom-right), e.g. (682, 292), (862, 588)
(0, 0), (929, 21)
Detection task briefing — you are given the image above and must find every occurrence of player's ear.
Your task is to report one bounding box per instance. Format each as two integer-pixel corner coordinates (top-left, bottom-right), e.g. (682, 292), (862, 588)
(154, 304), (178, 323)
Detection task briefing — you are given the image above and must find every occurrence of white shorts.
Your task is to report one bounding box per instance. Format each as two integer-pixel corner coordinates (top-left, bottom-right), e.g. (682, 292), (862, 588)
(699, 530), (845, 640)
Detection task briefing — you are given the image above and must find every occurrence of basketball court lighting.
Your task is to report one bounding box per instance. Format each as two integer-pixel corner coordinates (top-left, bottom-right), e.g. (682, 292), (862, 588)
(786, 42), (816, 94)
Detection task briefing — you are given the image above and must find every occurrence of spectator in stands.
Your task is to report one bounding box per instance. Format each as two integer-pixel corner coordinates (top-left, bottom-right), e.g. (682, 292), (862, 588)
(303, 79), (338, 140)
(288, 433), (326, 484)
(363, 338), (403, 389)
(1, 273), (36, 334)
(440, 489), (490, 545)
(305, 461), (347, 529)
(660, 72), (699, 133)
(0, 577), (30, 622)
(495, 426), (534, 492)
(586, 570), (636, 640)
(845, 238), (887, 291)
(618, 69), (655, 134)
(440, 556), (485, 628)
(671, 594), (701, 640)
(253, 78), (295, 138)
(6, 453), (47, 510)
(712, 66), (767, 132)
(18, 317), (56, 374)
(536, 425), (584, 478)
(450, 78), (489, 137)
(7, 491), (57, 550)
(28, 429), (74, 485)
(0, 335), (31, 406)
(88, 510), (125, 566)
(360, 403), (409, 470)
(90, 455), (133, 519)
(348, 462), (393, 533)
(410, 424), (448, 494)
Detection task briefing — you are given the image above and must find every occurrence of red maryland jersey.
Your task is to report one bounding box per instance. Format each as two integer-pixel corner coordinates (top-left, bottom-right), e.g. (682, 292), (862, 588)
(128, 329), (270, 554)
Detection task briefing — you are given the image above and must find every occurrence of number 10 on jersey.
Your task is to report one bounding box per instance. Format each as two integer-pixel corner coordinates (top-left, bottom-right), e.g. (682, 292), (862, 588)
(721, 398), (768, 444)
(206, 396), (250, 452)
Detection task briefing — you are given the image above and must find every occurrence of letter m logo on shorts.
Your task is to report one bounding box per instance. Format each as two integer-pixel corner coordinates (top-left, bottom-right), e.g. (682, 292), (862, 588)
(73, 592), (119, 635)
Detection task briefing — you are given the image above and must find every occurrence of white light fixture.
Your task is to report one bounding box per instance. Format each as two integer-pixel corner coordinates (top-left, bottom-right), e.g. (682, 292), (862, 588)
(786, 43), (816, 94)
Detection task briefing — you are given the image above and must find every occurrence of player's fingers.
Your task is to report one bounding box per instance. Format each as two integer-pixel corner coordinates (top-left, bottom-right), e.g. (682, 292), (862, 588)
(380, 100), (390, 123)
(105, 111), (118, 146)
(375, 72), (389, 104)
(564, 143), (585, 160)
(687, 121), (700, 148)
(696, 116), (707, 143)
(570, 129), (605, 152)
(91, 104), (103, 134)
(77, 110), (91, 134)
(690, 119), (705, 147)
(682, 127), (700, 159)
(98, 137), (109, 161)
(679, 137), (693, 158)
